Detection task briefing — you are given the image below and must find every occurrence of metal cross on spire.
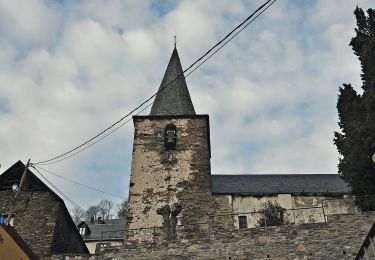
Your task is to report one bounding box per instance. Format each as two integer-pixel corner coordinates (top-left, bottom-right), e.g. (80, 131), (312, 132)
(173, 35), (177, 48)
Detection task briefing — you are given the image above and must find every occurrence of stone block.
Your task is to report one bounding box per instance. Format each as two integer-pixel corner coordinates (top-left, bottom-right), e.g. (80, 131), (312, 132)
(295, 244), (306, 253)
(255, 235), (268, 245)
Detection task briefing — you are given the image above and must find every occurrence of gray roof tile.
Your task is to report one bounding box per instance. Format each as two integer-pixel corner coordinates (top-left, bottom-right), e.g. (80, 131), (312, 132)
(150, 48), (195, 116)
(211, 174), (350, 195)
(78, 218), (126, 241)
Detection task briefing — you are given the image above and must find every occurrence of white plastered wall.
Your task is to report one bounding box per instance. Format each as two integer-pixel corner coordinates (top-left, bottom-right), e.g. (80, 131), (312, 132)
(227, 193), (350, 228)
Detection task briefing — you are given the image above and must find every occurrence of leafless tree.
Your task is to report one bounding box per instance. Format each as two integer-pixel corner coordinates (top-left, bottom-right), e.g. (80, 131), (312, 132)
(98, 199), (114, 219)
(86, 206), (100, 220)
(116, 200), (128, 218)
(71, 206), (85, 222)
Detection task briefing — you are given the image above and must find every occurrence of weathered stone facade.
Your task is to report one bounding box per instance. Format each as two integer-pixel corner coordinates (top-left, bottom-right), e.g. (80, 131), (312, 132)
(0, 161), (88, 258)
(126, 115), (212, 243)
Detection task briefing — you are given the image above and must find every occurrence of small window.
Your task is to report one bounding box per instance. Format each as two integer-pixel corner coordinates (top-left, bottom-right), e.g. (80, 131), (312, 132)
(79, 227), (86, 235)
(238, 216), (247, 229)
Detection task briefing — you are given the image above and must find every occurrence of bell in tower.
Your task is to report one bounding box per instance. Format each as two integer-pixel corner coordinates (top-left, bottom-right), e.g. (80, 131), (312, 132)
(165, 124), (177, 150)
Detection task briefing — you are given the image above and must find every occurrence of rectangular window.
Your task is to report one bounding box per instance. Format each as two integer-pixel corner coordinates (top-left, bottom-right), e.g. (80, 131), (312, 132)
(79, 227), (85, 235)
(238, 216), (247, 229)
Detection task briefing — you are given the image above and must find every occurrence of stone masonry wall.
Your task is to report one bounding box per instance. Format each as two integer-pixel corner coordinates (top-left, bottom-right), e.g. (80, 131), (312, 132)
(119, 212), (375, 259)
(0, 190), (58, 257)
(0, 190), (87, 257)
(126, 116), (212, 243)
(211, 195), (235, 232)
(47, 212), (375, 259)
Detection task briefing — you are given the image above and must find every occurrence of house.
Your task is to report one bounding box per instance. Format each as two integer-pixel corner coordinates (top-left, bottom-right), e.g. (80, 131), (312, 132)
(212, 174), (351, 228)
(76, 218), (126, 254)
(0, 161), (89, 257)
(0, 223), (38, 260)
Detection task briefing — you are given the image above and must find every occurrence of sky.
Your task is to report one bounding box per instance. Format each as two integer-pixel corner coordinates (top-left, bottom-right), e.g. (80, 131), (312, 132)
(0, 0), (374, 211)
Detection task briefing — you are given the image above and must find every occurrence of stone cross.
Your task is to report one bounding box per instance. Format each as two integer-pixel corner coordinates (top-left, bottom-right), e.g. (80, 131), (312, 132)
(173, 35), (177, 48)
(156, 203), (182, 241)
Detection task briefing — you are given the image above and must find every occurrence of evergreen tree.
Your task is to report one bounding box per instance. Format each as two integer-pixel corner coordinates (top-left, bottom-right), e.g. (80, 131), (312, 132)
(334, 7), (375, 206)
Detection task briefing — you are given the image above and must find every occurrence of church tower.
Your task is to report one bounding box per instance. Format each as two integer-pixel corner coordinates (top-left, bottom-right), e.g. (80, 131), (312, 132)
(125, 48), (212, 243)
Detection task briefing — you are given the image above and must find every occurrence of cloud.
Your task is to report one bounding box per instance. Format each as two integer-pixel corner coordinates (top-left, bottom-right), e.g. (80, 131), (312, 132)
(122, 29), (160, 61)
(0, 0), (374, 209)
(0, 0), (59, 47)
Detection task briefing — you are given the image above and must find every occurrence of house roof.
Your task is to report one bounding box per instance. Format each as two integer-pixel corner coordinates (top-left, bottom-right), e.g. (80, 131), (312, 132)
(211, 174), (351, 195)
(150, 47), (195, 116)
(77, 218), (126, 241)
(0, 161), (48, 192)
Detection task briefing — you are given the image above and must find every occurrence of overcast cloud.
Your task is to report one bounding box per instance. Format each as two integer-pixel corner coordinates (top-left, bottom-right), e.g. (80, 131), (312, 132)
(0, 0), (373, 209)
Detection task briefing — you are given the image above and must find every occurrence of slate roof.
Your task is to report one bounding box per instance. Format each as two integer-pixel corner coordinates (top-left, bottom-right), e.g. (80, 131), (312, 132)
(77, 218), (126, 241)
(0, 161), (48, 192)
(211, 174), (351, 195)
(150, 47), (195, 116)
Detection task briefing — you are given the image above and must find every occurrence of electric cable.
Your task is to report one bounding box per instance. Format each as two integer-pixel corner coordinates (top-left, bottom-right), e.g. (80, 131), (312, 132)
(32, 166), (126, 232)
(36, 100), (154, 165)
(33, 166), (86, 213)
(33, 99), (154, 166)
(185, 0), (277, 78)
(33, 165), (126, 199)
(33, 0), (277, 166)
(179, 0), (273, 74)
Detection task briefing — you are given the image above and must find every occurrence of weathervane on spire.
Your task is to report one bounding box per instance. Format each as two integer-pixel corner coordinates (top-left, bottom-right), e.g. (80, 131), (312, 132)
(173, 35), (177, 48)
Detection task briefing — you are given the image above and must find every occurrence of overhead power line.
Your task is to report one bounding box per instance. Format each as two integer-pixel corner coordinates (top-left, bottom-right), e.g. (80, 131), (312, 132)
(182, 0), (273, 74)
(33, 0), (277, 166)
(185, 0), (277, 78)
(36, 100), (154, 166)
(33, 166), (127, 230)
(32, 165), (126, 199)
(33, 166), (128, 233)
(33, 166), (86, 213)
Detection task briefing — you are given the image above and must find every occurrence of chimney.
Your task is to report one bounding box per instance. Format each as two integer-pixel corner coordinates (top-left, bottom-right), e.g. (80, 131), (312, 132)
(97, 217), (104, 224)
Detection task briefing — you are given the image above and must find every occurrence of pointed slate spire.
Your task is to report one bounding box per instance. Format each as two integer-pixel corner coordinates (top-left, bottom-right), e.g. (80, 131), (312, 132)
(150, 48), (195, 116)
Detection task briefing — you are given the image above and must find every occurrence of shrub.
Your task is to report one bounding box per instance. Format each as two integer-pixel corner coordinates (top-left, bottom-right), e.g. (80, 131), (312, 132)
(258, 201), (286, 227)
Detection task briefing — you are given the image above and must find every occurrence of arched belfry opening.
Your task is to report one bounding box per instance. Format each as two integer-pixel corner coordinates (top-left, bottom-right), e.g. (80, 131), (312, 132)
(164, 124), (177, 150)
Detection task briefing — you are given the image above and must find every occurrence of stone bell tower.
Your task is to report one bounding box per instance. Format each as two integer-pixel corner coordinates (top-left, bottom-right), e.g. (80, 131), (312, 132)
(125, 47), (212, 243)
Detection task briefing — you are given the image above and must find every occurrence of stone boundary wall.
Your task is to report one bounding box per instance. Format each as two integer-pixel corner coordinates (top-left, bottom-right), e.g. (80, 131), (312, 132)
(47, 212), (375, 260)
